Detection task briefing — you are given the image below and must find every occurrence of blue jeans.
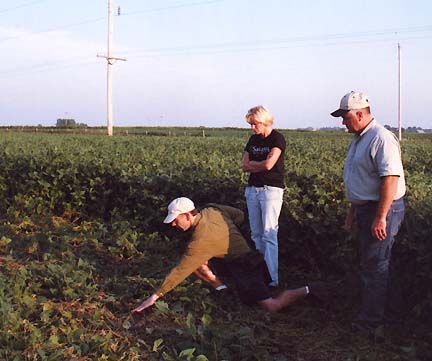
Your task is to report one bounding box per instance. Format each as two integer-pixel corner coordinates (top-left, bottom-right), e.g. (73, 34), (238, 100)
(354, 198), (404, 328)
(245, 185), (284, 285)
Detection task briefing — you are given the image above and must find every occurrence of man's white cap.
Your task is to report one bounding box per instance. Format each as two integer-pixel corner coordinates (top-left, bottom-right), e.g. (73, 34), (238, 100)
(163, 197), (195, 223)
(331, 91), (370, 117)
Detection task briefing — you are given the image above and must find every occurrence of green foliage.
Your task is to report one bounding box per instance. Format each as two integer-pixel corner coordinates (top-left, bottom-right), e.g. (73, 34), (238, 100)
(0, 131), (431, 360)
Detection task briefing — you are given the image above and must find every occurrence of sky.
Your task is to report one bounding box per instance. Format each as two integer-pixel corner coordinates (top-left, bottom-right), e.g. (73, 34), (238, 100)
(1, 0), (431, 129)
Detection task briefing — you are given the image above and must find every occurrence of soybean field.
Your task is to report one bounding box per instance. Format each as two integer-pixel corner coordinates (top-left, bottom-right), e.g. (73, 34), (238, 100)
(0, 130), (431, 360)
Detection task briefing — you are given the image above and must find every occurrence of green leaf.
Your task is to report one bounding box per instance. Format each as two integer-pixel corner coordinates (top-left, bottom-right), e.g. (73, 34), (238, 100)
(0, 236), (12, 246)
(152, 338), (163, 352)
(61, 310), (73, 319)
(77, 258), (87, 268)
(22, 293), (36, 307)
(49, 334), (60, 344)
(179, 347), (195, 358)
(186, 312), (197, 338)
(154, 300), (170, 314)
(37, 349), (46, 358)
(201, 313), (212, 327)
(195, 356), (209, 361)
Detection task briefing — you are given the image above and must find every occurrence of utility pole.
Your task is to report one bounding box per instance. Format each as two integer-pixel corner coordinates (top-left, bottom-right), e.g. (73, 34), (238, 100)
(97, 0), (126, 136)
(397, 43), (402, 141)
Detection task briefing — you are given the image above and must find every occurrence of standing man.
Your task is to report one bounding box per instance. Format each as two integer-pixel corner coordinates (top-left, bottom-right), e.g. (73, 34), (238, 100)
(131, 197), (321, 314)
(331, 91), (406, 334)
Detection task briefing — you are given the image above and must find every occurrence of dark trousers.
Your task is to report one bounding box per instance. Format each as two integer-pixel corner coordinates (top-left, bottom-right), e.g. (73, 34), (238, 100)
(210, 251), (271, 304)
(354, 198), (405, 328)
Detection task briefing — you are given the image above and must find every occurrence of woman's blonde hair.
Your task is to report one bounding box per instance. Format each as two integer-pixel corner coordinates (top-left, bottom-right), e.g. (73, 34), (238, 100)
(245, 105), (274, 126)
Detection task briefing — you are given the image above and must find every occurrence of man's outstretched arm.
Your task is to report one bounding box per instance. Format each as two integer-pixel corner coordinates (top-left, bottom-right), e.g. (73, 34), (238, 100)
(130, 244), (214, 313)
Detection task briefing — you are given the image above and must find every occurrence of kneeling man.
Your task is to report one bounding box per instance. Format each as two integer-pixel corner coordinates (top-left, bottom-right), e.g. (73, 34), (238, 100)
(132, 197), (321, 313)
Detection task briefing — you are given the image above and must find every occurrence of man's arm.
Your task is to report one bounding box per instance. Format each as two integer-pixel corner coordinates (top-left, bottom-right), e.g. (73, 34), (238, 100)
(242, 147), (282, 173)
(130, 243), (213, 313)
(371, 175), (399, 240)
(132, 258), (226, 313)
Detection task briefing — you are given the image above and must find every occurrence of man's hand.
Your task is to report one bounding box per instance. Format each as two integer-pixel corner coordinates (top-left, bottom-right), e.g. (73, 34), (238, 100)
(131, 294), (159, 313)
(371, 217), (387, 240)
(344, 205), (355, 232)
(372, 176), (398, 241)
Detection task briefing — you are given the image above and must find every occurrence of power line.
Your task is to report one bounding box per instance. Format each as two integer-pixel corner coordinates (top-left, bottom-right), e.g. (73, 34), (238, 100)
(119, 0), (224, 16)
(1, 31), (430, 78)
(0, 59), (98, 79)
(125, 34), (432, 59)
(1, 2), (431, 76)
(1, 0), (429, 50)
(0, 56), (86, 75)
(0, 0), (47, 14)
(121, 26), (432, 57)
(0, 0), (224, 43)
(0, 17), (106, 43)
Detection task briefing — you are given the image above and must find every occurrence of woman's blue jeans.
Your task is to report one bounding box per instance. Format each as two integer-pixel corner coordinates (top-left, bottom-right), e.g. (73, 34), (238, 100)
(354, 198), (405, 328)
(245, 185), (284, 285)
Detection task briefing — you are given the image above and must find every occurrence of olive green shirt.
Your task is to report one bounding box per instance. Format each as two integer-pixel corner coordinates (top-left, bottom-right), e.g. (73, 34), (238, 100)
(156, 204), (251, 297)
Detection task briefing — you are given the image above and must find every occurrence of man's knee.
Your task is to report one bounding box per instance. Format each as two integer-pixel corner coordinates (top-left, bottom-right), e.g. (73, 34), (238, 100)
(361, 258), (390, 275)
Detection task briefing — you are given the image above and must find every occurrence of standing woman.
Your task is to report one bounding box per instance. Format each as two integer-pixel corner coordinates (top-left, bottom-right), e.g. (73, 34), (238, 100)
(242, 105), (286, 287)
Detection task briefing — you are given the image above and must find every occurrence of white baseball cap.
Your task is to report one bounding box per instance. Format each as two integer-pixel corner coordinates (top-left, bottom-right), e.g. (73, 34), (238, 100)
(331, 91), (370, 117)
(163, 197), (195, 223)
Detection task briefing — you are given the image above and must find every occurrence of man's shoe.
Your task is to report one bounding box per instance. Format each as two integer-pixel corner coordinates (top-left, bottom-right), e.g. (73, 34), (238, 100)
(308, 281), (330, 303)
(210, 285), (232, 298)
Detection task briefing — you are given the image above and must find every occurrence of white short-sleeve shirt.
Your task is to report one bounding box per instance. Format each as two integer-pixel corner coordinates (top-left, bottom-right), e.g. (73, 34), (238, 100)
(344, 119), (406, 205)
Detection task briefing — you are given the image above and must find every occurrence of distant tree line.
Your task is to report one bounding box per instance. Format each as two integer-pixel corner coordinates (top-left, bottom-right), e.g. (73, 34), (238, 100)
(56, 118), (88, 127)
(384, 125), (431, 134)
